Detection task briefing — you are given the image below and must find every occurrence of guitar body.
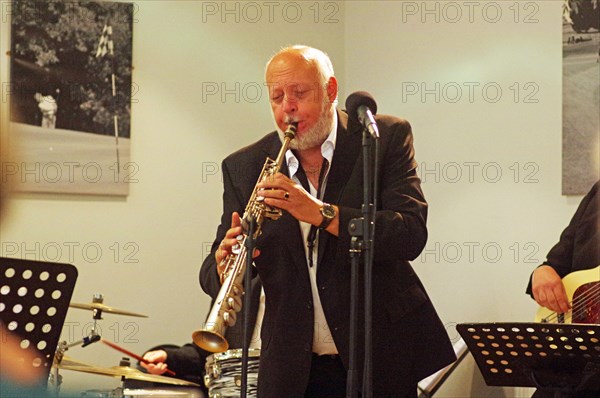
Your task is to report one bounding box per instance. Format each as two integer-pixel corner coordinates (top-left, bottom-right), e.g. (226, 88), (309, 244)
(535, 265), (600, 324)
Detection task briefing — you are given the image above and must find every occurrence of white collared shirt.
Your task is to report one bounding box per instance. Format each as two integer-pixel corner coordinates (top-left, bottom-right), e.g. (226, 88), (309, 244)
(284, 111), (339, 355)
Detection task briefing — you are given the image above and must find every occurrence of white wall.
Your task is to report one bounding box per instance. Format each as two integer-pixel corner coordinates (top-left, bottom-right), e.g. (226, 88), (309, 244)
(0, 1), (591, 396)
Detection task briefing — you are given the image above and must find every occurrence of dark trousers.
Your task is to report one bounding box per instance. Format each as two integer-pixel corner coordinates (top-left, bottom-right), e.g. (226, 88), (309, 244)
(303, 354), (417, 398)
(305, 354), (347, 398)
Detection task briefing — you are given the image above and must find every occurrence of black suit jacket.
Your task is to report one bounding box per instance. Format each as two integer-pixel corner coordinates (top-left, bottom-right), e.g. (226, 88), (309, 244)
(201, 110), (456, 397)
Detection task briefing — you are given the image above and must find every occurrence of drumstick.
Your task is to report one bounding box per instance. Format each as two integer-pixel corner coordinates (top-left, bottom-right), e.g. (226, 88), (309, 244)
(101, 339), (177, 376)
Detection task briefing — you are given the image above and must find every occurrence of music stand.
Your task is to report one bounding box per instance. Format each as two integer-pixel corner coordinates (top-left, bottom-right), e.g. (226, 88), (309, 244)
(417, 338), (469, 398)
(0, 257), (78, 388)
(457, 322), (600, 397)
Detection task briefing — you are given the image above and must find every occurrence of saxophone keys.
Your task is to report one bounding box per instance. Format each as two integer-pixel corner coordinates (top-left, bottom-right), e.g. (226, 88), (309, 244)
(227, 295), (242, 312)
(223, 310), (237, 327)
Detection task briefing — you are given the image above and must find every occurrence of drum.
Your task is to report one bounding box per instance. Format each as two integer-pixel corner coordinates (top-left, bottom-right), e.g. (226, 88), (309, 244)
(80, 390), (113, 397)
(123, 387), (204, 397)
(204, 348), (260, 398)
(82, 387), (204, 398)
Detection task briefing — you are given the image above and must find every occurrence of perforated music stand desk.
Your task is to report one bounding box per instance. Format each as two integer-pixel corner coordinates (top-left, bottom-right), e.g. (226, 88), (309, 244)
(457, 322), (600, 397)
(0, 257), (78, 388)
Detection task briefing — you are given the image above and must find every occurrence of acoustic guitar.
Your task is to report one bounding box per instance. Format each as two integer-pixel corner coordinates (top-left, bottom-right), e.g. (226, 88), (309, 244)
(535, 265), (600, 324)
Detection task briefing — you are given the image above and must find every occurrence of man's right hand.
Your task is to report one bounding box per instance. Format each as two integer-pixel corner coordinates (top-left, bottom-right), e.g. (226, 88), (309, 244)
(141, 350), (169, 375)
(532, 265), (571, 314)
(215, 212), (260, 281)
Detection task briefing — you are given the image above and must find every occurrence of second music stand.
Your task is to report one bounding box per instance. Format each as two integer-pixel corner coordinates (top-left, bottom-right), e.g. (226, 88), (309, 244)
(0, 257), (78, 388)
(457, 322), (600, 397)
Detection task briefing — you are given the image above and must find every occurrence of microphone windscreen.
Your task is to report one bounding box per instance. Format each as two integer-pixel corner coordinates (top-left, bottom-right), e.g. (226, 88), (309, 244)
(345, 91), (377, 118)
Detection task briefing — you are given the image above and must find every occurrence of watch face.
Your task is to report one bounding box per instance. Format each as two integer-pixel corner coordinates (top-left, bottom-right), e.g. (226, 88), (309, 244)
(322, 204), (335, 218)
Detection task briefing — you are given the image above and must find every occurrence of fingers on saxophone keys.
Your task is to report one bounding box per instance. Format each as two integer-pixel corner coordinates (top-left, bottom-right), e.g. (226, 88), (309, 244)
(256, 188), (289, 202)
(227, 295), (242, 312)
(223, 310), (237, 327)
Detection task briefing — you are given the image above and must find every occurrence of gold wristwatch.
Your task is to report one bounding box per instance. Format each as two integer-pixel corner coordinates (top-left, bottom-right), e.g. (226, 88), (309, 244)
(318, 203), (336, 229)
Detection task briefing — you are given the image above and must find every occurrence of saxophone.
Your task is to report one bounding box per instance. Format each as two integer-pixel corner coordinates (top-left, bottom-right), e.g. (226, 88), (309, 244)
(193, 122), (297, 353)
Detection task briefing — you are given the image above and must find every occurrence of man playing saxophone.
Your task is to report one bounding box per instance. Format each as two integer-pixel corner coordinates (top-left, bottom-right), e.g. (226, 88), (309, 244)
(200, 45), (455, 398)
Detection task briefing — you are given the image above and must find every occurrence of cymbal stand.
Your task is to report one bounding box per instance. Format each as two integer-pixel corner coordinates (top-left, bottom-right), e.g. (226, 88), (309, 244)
(49, 294), (104, 395)
(49, 341), (67, 396)
(75, 294), (104, 348)
(110, 357), (130, 398)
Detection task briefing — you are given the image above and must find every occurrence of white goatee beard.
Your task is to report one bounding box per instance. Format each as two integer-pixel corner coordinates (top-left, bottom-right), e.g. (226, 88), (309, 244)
(276, 105), (334, 151)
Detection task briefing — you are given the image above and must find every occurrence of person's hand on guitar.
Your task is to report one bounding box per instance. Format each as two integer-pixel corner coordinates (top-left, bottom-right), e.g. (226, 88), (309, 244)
(532, 265), (571, 314)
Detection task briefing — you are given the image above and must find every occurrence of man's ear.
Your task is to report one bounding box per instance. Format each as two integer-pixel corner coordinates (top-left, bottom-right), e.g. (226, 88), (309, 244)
(326, 76), (338, 103)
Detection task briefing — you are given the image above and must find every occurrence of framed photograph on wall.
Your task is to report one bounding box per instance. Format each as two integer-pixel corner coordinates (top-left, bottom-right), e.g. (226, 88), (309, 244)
(8, 1), (134, 196)
(561, 0), (600, 195)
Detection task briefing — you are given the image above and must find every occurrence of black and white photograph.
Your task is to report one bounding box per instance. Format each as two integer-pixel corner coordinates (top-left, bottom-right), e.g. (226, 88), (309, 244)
(562, 0), (600, 194)
(9, 0), (134, 196)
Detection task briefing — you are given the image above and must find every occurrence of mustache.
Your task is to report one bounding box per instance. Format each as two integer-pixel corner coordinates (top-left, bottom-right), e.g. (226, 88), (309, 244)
(284, 115), (299, 125)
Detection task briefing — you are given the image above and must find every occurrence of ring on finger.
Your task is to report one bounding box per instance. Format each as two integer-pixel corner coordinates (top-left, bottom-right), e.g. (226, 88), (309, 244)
(284, 191), (290, 200)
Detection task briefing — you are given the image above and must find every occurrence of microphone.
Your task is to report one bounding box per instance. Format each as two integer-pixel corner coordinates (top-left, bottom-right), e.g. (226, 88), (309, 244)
(345, 91), (379, 138)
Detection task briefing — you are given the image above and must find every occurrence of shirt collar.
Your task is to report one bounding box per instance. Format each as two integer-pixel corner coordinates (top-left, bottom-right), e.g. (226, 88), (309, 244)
(285, 110), (338, 179)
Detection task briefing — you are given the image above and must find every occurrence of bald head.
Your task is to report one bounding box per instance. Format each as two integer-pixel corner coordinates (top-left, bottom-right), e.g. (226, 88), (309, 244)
(266, 45), (335, 87)
(264, 46), (338, 151)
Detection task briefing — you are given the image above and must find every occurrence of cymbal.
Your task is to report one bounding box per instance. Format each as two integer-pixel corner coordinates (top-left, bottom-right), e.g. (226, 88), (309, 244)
(56, 363), (199, 387)
(69, 302), (148, 318)
(55, 355), (95, 368)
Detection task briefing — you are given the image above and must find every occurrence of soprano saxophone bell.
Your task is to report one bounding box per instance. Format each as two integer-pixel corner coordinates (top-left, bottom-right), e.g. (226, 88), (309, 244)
(192, 123), (297, 353)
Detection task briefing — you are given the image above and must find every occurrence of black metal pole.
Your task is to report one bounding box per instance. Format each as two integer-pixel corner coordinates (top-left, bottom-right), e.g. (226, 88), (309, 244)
(241, 217), (256, 398)
(346, 228), (362, 398)
(362, 128), (374, 398)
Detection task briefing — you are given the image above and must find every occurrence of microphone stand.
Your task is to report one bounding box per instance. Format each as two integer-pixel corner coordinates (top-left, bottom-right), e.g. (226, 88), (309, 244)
(241, 216), (257, 398)
(346, 123), (379, 398)
(346, 221), (362, 398)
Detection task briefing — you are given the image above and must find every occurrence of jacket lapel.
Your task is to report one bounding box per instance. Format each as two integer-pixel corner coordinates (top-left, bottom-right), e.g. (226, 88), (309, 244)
(261, 134), (308, 274)
(317, 110), (362, 269)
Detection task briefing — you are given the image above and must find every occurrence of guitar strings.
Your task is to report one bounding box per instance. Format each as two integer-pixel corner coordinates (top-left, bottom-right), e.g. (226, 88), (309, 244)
(545, 283), (599, 323)
(542, 282), (600, 323)
(540, 283), (599, 322)
(570, 282), (600, 322)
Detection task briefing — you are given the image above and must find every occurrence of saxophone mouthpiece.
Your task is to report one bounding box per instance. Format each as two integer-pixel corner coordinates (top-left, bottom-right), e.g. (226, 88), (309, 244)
(285, 122), (298, 139)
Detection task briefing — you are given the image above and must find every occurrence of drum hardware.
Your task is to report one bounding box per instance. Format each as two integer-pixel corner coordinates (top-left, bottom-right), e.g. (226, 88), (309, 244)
(55, 356), (202, 397)
(70, 293), (149, 318)
(204, 348), (260, 398)
(50, 294), (149, 393)
(55, 356), (200, 386)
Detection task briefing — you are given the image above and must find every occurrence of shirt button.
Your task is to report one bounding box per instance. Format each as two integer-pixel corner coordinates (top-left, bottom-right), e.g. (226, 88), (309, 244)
(307, 300), (313, 310)
(320, 285), (326, 291)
